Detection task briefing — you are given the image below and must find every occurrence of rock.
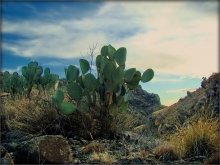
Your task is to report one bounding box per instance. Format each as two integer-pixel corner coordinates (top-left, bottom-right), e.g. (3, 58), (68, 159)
(0, 145), (14, 165)
(14, 135), (73, 164)
(204, 152), (219, 164)
(127, 86), (163, 116)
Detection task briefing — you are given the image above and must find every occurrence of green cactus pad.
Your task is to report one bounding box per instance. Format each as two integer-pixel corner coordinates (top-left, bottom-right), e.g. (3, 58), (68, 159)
(114, 67), (124, 83)
(101, 45), (108, 57)
(114, 47), (126, 66)
(96, 55), (102, 70)
(28, 61), (38, 67)
(66, 65), (79, 82)
(3, 71), (10, 76)
(52, 90), (64, 106)
(103, 61), (116, 81)
(21, 67), (27, 77)
(107, 45), (116, 60)
(100, 57), (109, 73)
(79, 59), (90, 74)
(59, 102), (76, 115)
(141, 68), (154, 82)
(83, 73), (97, 91)
(36, 66), (43, 76)
(124, 68), (136, 82)
(44, 67), (50, 76)
(67, 82), (82, 101)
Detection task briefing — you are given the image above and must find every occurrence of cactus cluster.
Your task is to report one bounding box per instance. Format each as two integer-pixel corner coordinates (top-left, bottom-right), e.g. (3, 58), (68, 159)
(21, 61), (59, 97)
(53, 45), (154, 115)
(22, 61), (43, 97)
(2, 71), (24, 97)
(2, 61), (59, 98)
(40, 67), (59, 92)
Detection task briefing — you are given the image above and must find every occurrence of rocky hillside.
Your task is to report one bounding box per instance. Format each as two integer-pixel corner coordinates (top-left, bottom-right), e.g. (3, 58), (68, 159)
(127, 86), (165, 116)
(152, 72), (219, 134)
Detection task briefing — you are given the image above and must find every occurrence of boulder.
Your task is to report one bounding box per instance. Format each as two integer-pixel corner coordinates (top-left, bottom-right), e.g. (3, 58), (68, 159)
(0, 145), (14, 165)
(14, 135), (73, 164)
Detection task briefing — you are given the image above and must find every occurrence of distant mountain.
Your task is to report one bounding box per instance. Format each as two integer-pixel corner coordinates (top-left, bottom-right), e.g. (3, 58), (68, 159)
(151, 72), (219, 134)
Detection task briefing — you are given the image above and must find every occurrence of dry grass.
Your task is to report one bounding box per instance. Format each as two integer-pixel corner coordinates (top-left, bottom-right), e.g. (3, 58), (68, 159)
(90, 151), (116, 164)
(110, 110), (142, 133)
(168, 115), (219, 158)
(4, 94), (63, 135)
(154, 144), (179, 161)
(82, 142), (105, 154)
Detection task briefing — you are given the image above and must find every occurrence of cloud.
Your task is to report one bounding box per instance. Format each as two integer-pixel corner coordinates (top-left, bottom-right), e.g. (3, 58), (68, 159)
(43, 61), (66, 67)
(166, 88), (197, 94)
(2, 1), (218, 78)
(2, 66), (22, 74)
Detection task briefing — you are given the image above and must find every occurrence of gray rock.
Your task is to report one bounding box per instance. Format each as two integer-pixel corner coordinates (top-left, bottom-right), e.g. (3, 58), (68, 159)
(14, 135), (73, 164)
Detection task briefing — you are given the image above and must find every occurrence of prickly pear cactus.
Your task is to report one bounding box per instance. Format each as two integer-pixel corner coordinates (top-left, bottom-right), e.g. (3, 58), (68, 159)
(22, 61), (43, 97)
(52, 45), (154, 120)
(40, 67), (59, 92)
(52, 89), (76, 115)
(2, 71), (25, 98)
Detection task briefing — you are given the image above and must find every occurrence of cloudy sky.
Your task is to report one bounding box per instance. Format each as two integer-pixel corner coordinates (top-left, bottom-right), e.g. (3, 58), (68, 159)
(2, 1), (219, 105)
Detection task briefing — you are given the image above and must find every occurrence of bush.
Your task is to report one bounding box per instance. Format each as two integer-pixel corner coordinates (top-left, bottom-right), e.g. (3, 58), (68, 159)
(169, 117), (219, 158)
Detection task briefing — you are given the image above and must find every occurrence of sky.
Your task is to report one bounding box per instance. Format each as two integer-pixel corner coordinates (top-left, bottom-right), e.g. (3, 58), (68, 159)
(2, 1), (219, 106)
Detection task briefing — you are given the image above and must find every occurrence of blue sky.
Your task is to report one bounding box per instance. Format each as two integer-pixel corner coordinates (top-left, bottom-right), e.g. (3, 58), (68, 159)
(2, 1), (219, 105)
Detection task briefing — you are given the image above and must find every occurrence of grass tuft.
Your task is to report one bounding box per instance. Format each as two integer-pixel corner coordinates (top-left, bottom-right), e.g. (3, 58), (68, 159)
(168, 116), (219, 158)
(154, 144), (179, 161)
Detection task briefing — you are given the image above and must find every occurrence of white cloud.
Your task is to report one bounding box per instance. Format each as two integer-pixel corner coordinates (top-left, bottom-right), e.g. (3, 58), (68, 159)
(43, 61), (65, 67)
(2, 66), (22, 74)
(3, 1), (218, 78)
(166, 88), (197, 94)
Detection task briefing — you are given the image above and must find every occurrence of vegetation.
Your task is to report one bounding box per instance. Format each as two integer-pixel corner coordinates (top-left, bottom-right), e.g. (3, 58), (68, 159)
(168, 116), (219, 158)
(2, 61), (59, 99)
(52, 44), (154, 136)
(1, 45), (219, 164)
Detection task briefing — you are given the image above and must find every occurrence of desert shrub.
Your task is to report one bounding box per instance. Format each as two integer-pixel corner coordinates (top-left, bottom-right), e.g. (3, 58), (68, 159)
(110, 110), (141, 134)
(6, 97), (62, 135)
(169, 117), (219, 158)
(154, 144), (179, 161)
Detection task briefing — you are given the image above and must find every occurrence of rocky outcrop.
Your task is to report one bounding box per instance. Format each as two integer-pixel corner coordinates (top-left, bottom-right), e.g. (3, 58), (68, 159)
(127, 86), (164, 116)
(14, 135), (73, 164)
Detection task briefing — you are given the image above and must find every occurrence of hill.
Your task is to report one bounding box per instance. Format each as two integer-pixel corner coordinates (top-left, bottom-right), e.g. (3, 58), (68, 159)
(152, 72), (219, 134)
